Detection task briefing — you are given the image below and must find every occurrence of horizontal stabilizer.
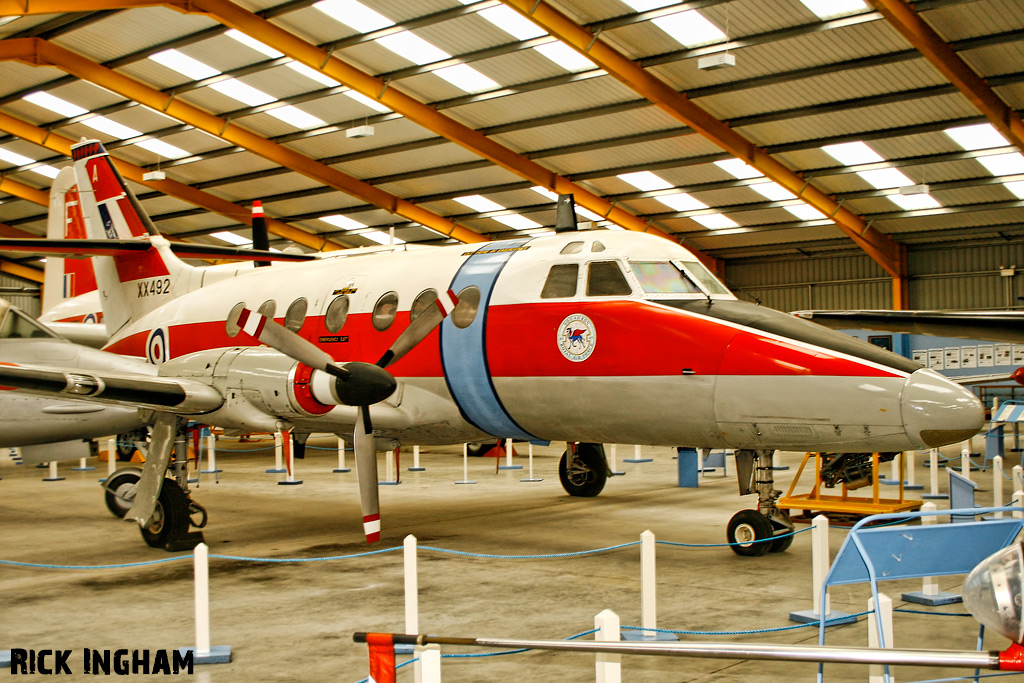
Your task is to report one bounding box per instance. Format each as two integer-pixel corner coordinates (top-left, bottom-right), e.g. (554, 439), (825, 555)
(0, 238), (316, 262)
(793, 309), (1024, 344)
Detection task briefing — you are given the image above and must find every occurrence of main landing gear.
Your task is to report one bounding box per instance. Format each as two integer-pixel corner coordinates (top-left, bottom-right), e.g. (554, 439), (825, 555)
(104, 415), (207, 551)
(558, 442), (610, 497)
(728, 449), (794, 557)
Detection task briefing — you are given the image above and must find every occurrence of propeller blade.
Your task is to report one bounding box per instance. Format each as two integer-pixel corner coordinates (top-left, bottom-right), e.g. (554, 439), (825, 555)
(229, 306), (348, 380)
(353, 406), (380, 543)
(377, 289), (459, 368)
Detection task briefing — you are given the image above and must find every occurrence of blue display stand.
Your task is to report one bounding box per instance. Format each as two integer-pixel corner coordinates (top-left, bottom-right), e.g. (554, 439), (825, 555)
(177, 645), (232, 665)
(818, 507), (1024, 652)
(948, 469), (979, 523)
(986, 424), (1005, 466)
(676, 447), (698, 488)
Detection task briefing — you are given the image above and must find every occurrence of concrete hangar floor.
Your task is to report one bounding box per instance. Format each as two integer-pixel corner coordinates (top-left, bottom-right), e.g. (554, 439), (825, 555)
(0, 439), (1000, 682)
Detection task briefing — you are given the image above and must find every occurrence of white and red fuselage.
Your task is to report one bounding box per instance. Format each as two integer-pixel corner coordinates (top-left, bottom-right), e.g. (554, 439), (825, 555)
(88, 230), (982, 453)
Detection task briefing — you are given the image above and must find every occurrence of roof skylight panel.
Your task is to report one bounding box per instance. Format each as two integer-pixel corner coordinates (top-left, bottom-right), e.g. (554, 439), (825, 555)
(1005, 181), (1024, 199)
(344, 90), (392, 113)
(361, 229), (405, 245)
(151, 49), (326, 129)
(453, 195), (541, 231)
(822, 141), (942, 210)
(210, 231), (251, 246)
(226, 29), (339, 88)
(434, 63), (499, 92)
(798, 0), (869, 20)
(463, 2), (595, 72)
(0, 147), (60, 179)
(691, 213), (738, 229)
(945, 123), (1009, 150)
(978, 153), (1024, 177)
(785, 204), (826, 220)
(714, 158), (764, 180)
(750, 182), (796, 201)
(650, 10), (726, 47)
(658, 193), (708, 212)
(24, 91), (189, 159)
(321, 214), (367, 231)
(313, 0), (392, 32)
(617, 171), (673, 191)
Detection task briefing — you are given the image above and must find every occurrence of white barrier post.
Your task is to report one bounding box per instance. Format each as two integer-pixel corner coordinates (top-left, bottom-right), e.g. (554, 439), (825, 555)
(867, 593), (894, 683)
(455, 443), (476, 485)
(789, 515), (855, 624)
(889, 456), (899, 482)
(961, 445), (971, 480)
(404, 535), (420, 680)
(641, 530), (656, 639)
(385, 447), (395, 483)
(43, 460), (64, 482)
(1014, 465), (1023, 492)
(521, 442), (542, 482)
(201, 433), (221, 478)
(904, 451), (921, 490)
(277, 431), (302, 486)
(195, 543), (211, 657)
(995, 456), (1005, 518)
(334, 436), (350, 473)
(924, 448), (947, 500)
(409, 445), (425, 472)
(267, 431), (286, 473)
(595, 609), (621, 683)
(107, 438), (117, 478)
(608, 444), (625, 476)
(624, 444), (652, 463)
(499, 437), (522, 470)
(72, 454), (95, 472)
(1014, 491), (1024, 519)
(419, 644), (441, 683)
(901, 502), (960, 605)
(622, 530), (676, 641)
(187, 543), (231, 664)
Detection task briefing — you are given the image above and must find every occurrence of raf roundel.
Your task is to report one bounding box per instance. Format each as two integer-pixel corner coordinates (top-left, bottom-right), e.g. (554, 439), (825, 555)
(146, 327), (169, 365)
(557, 313), (596, 362)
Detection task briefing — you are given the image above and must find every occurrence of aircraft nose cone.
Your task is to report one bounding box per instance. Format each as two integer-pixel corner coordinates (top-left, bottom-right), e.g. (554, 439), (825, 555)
(901, 368), (985, 448)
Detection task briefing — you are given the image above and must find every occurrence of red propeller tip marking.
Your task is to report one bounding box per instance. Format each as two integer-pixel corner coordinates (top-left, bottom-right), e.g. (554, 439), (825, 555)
(363, 514), (381, 543)
(237, 308), (266, 340)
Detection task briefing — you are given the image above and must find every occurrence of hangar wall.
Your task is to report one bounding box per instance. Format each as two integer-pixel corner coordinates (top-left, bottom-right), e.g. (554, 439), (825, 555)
(726, 241), (1024, 313)
(0, 274), (39, 317)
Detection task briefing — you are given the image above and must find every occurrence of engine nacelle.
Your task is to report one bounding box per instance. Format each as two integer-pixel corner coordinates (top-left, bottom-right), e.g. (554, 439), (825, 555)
(160, 347), (336, 428)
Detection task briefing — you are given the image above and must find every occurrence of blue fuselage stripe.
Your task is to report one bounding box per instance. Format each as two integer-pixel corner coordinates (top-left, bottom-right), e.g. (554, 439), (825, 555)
(441, 240), (537, 440)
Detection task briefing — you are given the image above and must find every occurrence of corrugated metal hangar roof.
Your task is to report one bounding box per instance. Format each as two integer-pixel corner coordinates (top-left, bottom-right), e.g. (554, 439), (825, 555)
(0, 0), (1021, 291)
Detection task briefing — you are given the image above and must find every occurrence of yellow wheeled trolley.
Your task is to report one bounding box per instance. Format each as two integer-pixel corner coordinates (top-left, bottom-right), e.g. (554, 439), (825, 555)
(777, 452), (922, 519)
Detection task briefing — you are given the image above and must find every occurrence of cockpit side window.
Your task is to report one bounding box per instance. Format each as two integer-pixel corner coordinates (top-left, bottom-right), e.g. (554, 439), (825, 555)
(541, 263), (579, 298)
(586, 261), (632, 296)
(0, 309), (56, 339)
(631, 261), (701, 294)
(560, 241), (584, 255)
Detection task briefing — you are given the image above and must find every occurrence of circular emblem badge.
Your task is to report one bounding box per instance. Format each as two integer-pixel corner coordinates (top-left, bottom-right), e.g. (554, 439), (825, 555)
(146, 327), (169, 365)
(557, 313), (596, 362)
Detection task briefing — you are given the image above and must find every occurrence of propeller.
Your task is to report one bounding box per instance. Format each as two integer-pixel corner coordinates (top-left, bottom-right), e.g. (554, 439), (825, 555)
(226, 290), (457, 543)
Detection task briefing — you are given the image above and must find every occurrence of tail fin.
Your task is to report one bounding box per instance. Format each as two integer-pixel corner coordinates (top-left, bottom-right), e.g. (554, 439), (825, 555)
(41, 167), (99, 320)
(69, 139), (195, 335)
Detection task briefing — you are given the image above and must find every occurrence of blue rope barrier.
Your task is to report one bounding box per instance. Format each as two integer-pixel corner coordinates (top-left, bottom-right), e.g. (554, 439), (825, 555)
(0, 556), (190, 570)
(210, 547), (403, 563)
(894, 608), (972, 618)
(418, 542), (640, 559)
(657, 525), (812, 548)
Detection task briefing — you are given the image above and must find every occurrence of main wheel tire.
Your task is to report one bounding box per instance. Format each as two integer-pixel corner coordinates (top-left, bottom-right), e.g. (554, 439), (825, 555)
(727, 510), (774, 557)
(558, 445), (608, 497)
(103, 471), (141, 518)
(140, 479), (190, 548)
(116, 428), (148, 461)
(769, 531), (795, 553)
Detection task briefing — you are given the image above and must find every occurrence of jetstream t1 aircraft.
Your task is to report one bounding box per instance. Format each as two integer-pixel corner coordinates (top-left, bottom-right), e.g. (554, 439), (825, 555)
(0, 139), (986, 554)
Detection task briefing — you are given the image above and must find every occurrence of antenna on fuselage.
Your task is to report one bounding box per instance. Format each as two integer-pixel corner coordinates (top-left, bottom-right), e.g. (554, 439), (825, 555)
(554, 194), (578, 233)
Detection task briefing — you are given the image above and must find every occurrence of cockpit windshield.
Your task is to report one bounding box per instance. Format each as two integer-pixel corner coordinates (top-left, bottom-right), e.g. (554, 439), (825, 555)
(631, 261), (701, 294)
(675, 260), (730, 296)
(0, 307), (58, 340)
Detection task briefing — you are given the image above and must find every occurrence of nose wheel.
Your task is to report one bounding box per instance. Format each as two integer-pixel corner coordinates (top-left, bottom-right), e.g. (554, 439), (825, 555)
(730, 449), (794, 556)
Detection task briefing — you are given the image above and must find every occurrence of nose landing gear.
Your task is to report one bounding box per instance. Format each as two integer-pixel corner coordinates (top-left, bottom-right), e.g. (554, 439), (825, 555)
(728, 449), (794, 557)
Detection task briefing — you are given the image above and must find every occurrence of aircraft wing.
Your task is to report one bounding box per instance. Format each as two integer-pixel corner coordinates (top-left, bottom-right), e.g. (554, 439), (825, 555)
(0, 362), (223, 414)
(0, 238), (316, 262)
(791, 309), (1024, 344)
